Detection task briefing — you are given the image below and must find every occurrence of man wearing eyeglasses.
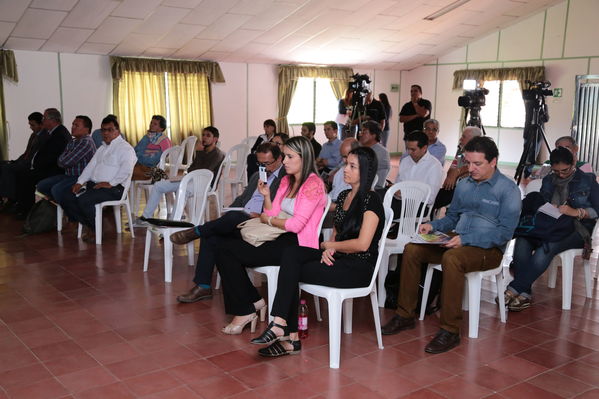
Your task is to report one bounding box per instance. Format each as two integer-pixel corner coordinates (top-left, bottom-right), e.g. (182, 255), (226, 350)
(169, 143), (286, 303)
(60, 116), (136, 242)
(135, 126), (224, 224)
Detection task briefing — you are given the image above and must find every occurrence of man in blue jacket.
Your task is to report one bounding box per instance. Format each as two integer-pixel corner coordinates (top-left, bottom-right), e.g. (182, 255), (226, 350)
(381, 136), (521, 354)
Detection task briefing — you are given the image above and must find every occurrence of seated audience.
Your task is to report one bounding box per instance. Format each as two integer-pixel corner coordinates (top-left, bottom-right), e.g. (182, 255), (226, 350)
(358, 121), (390, 190)
(137, 126), (224, 222)
(61, 116), (136, 242)
(531, 136), (594, 180)
(431, 126), (481, 217)
(132, 115), (172, 180)
(170, 143), (286, 303)
(505, 147), (599, 311)
(271, 132), (288, 148)
(392, 130), (443, 217)
(301, 122), (321, 158)
(91, 114), (124, 148)
(329, 138), (359, 207)
(251, 146), (385, 357)
(247, 119), (277, 178)
(316, 121), (342, 173)
(381, 137), (521, 354)
(0, 112), (47, 211)
(15, 108), (71, 218)
(215, 136), (327, 334)
(36, 115), (96, 205)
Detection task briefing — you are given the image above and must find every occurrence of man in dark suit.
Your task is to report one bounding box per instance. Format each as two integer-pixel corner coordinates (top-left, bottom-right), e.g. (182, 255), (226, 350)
(0, 112), (48, 211)
(170, 142), (286, 303)
(14, 108), (71, 218)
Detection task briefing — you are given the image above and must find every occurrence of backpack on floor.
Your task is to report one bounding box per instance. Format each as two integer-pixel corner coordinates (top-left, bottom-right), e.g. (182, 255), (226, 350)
(23, 199), (57, 235)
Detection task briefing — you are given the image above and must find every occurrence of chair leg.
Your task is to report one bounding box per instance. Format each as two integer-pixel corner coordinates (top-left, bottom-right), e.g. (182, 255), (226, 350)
(419, 265), (435, 320)
(215, 272), (221, 289)
(143, 230), (152, 272)
(56, 206), (63, 232)
(313, 295), (322, 322)
(164, 232), (173, 283)
(266, 269), (279, 323)
(95, 204), (102, 245)
(370, 291), (384, 350)
(326, 296), (343, 369)
(561, 254), (574, 310)
(125, 200), (135, 238)
(187, 242), (194, 266)
(547, 258), (559, 288)
(77, 223), (83, 238)
(377, 250), (389, 308)
(466, 274), (482, 339)
(342, 299), (353, 334)
(495, 271), (507, 323)
(584, 258), (593, 298)
(113, 205), (122, 233)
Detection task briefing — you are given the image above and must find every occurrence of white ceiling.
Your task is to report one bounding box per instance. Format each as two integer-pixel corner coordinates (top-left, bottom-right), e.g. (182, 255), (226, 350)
(0, 0), (563, 70)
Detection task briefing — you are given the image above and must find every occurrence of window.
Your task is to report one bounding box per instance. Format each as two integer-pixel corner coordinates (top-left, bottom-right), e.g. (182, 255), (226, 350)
(287, 77), (338, 124)
(465, 79), (525, 128)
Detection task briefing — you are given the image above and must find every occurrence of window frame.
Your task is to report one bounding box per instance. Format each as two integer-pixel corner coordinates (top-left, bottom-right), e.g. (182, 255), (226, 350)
(287, 77), (337, 126)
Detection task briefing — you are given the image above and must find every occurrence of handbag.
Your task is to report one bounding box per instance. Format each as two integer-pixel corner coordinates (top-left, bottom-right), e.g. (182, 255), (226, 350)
(23, 200), (57, 235)
(237, 211), (291, 247)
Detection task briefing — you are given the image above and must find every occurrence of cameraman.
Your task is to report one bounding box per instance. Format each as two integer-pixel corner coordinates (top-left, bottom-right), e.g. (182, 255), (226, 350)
(351, 91), (386, 132)
(399, 85), (432, 140)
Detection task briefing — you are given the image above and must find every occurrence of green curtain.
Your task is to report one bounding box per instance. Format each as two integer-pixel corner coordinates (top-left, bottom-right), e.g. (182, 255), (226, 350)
(452, 66), (545, 92)
(0, 50), (18, 160)
(110, 57), (224, 83)
(277, 65), (353, 133)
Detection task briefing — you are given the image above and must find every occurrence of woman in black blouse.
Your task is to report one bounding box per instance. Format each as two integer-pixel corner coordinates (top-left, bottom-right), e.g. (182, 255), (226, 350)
(251, 146), (386, 357)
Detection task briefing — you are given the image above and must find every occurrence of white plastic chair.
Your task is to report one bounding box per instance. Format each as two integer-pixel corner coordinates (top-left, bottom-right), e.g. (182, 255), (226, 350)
(220, 143), (251, 207)
(299, 207), (394, 369)
(377, 181), (431, 307)
(546, 222), (598, 309)
(143, 169), (213, 282)
(419, 251), (512, 339)
(77, 175), (135, 245)
(179, 136), (198, 171)
(242, 136), (259, 147)
(251, 196), (332, 323)
(131, 146), (182, 216)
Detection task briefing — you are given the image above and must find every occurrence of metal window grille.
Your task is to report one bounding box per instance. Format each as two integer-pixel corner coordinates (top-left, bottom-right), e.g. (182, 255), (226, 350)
(572, 75), (599, 173)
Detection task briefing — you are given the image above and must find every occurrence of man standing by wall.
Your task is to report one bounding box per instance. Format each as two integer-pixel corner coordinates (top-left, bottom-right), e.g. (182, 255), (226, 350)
(399, 85), (432, 141)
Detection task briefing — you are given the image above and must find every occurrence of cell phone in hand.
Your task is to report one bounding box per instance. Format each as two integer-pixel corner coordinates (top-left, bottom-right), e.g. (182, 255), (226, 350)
(75, 186), (87, 197)
(259, 165), (267, 183)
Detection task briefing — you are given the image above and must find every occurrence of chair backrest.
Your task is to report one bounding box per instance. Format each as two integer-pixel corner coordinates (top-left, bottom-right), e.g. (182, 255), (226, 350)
(165, 145), (183, 179)
(367, 208), (394, 290)
(172, 169), (213, 225)
(179, 135), (198, 169)
(383, 181), (431, 237)
(216, 144), (249, 204)
(242, 136), (259, 146)
(524, 178), (543, 195)
(371, 175), (378, 190)
(317, 196), (332, 235)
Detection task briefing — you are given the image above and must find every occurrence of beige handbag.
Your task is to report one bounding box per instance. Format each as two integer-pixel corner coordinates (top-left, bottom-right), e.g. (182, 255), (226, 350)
(237, 212), (291, 247)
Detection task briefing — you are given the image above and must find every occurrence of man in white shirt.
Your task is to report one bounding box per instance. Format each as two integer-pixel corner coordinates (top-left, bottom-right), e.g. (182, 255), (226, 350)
(61, 116), (136, 241)
(392, 130), (443, 217)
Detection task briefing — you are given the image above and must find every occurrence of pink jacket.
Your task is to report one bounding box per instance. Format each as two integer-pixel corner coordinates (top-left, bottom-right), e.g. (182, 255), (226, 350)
(264, 173), (327, 249)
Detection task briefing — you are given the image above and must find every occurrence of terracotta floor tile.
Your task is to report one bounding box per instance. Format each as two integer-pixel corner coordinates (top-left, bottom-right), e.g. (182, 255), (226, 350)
(104, 354), (163, 379)
(30, 340), (84, 362)
(328, 382), (385, 399)
(74, 330), (125, 350)
(230, 362), (290, 389)
(141, 386), (203, 399)
(555, 361), (599, 386)
(515, 346), (573, 369)
(395, 359), (455, 386)
(398, 389), (448, 399)
(251, 377), (319, 398)
(487, 355), (548, 380)
(207, 349), (261, 371)
(0, 363), (52, 390)
(44, 351), (99, 376)
(528, 371), (592, 398)
(166, 359), (223, 383)
(459, 365), (521, 391)
(76, 382), (136, 399)
(87, 342), (141, 365)
(0, 347), (40, 372)
(539, 339), (595, 359)
(6, 317), (55, 334)
(429, 376), (493, 399)
(56, 366), (116, 393)
(360, 369), (422, 398)
(187, 374), (248, 399)
(123, 370), (181, 397)
(17, 326), (70, 348)
(5, 377), (68, 399)
(499, 382), (565, 399)
(575, 389), (599, 398)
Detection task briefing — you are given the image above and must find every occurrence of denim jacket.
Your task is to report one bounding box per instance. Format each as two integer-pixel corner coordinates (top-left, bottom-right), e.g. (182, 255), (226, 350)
(431, 169), (521, 251)
(540, 168), (599, 232)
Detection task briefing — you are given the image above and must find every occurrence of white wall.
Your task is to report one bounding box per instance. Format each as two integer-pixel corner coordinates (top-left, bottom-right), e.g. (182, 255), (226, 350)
(404, 0), (599, 164)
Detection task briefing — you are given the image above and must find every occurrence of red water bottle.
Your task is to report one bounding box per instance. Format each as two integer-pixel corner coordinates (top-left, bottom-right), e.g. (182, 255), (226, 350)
(298, 299), (309, 339)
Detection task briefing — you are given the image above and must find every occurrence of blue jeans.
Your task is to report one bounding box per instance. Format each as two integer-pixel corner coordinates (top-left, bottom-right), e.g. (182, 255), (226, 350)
(36, 175), (78, 205)
(508, 233), (584, 296)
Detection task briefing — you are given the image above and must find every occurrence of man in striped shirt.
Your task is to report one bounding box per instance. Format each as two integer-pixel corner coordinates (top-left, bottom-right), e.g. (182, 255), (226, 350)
(36, 115), (96, 206)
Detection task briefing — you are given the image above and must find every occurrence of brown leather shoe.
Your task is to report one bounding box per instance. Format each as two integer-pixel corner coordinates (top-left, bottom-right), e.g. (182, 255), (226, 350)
(177, 286), (212, 303)
(170, 227), (199, 245)
(381, 314), (415, 335)
(424, 329), (460, 354)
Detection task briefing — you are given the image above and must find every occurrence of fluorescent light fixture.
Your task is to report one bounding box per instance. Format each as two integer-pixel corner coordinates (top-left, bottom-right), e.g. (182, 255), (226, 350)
(423, 0), (471, 21)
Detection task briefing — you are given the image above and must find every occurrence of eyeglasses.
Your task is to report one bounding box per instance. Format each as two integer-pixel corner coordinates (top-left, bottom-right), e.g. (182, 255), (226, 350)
(256, 160), (276, 166)
(101, 127), (116, 132)
(424, 127), (438, 132)
(551, 165), (574, 176)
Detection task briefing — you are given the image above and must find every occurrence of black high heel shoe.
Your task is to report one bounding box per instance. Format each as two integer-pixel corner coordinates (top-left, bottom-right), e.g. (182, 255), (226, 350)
(250, 321), (289, 344)
(258, 339), (301, 357)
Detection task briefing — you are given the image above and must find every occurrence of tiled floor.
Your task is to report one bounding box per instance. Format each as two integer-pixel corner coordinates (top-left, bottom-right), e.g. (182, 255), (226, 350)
(2, 167), (599, 398)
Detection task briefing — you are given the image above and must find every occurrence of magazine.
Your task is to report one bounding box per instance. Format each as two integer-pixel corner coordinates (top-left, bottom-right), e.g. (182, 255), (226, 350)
(411, 231), (452, 245)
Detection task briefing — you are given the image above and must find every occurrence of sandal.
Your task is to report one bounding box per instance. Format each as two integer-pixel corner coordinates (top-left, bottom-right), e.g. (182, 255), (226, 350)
(221, 313), (258, 335)
(250, 321), (289, 344)
(258, 340), (301, 357)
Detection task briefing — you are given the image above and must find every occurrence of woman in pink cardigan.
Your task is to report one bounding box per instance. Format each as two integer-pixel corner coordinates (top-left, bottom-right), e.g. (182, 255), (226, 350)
(216, 136), (327, 335)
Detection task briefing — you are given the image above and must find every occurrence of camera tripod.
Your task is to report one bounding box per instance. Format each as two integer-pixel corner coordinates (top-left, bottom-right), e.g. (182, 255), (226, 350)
(514, 104), (551, 185)
(463, 107), (487, 135)
(341, 98), (368, 139)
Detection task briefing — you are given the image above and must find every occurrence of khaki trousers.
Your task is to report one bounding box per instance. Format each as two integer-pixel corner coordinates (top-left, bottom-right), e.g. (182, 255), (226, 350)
(397, 243), (503, 334)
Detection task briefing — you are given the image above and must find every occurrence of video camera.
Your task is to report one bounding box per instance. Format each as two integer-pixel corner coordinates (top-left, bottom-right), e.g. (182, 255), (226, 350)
(457, 87), (489, 109)
(522, 80), (553, 103)
(348, 73), (371, 107)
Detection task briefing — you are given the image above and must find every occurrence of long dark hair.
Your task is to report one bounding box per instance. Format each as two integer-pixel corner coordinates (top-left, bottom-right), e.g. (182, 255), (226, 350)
(283, 136), (318, 197)
(338, 146), (378, 239)
(379, 93), (392, 117)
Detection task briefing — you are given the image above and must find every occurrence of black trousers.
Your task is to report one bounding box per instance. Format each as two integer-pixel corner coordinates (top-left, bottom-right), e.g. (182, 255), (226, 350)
(216, 233), (298, 316)
(60, 182), (124, 229)
(271, 246), (375, 332)
(0, 160), (27, 200)
(430, 188), (455, 219)
(193, 211), (250, 286)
